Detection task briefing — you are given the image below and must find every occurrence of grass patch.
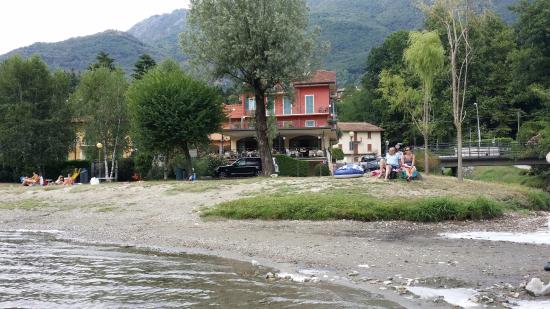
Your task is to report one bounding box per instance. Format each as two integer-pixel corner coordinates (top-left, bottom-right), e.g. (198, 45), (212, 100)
(95, 206), (117, 212)
(469, 166), (545, 189)
(203, 194), (504, 222)
(0, 199), (49, 210)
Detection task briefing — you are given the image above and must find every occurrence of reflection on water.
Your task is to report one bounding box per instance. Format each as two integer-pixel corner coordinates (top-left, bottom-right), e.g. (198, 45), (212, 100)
(0, 231), (400, 308)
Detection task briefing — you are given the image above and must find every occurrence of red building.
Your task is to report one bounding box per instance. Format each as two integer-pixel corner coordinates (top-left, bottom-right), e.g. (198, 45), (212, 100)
(215, 70), (339, 159)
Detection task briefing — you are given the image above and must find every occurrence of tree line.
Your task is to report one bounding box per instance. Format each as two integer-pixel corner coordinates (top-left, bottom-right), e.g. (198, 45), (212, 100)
(338, 0), (549, 174)
(0, 52), (224, 181)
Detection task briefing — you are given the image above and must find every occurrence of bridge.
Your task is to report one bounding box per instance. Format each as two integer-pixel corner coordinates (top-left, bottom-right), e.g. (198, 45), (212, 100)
(427, 141), (548, 173)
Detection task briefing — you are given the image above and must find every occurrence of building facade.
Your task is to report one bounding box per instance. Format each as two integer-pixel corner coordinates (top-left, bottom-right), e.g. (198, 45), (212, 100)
(335, 122), (384, 163)
(218, 70), (339, 161)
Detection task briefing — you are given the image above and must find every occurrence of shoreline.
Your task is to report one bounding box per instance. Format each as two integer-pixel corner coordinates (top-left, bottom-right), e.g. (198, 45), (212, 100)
(1, 177), (550, 308)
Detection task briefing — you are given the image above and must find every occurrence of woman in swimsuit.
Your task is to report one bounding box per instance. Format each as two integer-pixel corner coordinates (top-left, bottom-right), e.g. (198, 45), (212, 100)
(401, 147), (416, 181)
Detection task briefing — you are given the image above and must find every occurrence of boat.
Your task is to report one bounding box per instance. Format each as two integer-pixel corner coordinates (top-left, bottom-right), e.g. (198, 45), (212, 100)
(333, 164), (365, 179)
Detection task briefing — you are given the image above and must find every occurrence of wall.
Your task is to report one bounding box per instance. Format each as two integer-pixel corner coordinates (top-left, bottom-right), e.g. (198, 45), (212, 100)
(336, 131), (382, 162)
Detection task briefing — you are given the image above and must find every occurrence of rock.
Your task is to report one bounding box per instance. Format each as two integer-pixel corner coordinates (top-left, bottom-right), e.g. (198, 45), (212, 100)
(265, 272), (275, 279)
(383, 280), (392, 285)
(545, 262), (550, 271)
(525, 278), (550, 296)
(348, 271), (359, 277)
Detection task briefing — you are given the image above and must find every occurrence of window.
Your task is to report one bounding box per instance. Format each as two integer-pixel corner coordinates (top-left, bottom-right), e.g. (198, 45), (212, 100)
(367, 132), (372, 139)
(305, 95), (314, 114)
(235, 159), (246, 166)
(305, 120), (315, 127)
(283, 96), (292, 115)
(368, 144), (372, 151)
(267, 96), (275, 115)
(247, 98), (256, 111)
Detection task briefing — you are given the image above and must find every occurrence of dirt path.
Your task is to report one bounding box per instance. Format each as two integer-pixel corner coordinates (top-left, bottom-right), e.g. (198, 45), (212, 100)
(1, 177), (549, 308)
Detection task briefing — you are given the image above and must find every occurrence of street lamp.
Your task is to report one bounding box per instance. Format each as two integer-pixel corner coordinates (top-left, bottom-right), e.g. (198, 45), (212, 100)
(317, 135), (321, 150)
(385, 140), (389, 154)
(96, 142), (103, 178)
(474, 102), (481, 150)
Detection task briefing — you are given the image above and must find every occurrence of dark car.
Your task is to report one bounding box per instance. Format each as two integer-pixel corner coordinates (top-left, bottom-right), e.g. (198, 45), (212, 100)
(216, 157), (279, 178)
(359, 153), (381, 171)
(216, 157), (262, 177)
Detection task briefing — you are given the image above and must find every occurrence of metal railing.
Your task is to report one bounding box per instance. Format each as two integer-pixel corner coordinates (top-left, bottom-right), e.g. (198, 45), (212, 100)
(427, 140), (537, 160)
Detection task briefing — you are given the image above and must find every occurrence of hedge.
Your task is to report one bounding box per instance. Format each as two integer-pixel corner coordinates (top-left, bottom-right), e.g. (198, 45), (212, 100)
(274, 155), (308, 177)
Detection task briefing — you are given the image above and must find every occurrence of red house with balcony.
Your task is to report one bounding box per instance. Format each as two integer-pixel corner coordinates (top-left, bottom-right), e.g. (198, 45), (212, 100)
(215, 70), (338, 159)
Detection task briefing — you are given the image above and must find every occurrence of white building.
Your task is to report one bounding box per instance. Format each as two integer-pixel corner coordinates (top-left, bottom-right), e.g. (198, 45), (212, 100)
(335, 122), (383, 163)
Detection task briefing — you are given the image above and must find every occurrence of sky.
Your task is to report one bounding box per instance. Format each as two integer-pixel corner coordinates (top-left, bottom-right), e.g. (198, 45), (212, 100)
(0, 0), (190, 54)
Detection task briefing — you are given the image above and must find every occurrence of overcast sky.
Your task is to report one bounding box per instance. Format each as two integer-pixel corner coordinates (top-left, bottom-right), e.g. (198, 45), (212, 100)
(0, 0), (190, 54)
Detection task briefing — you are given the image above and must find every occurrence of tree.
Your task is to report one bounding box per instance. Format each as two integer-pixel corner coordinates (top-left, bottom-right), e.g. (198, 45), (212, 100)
(403, 31), (445, 173)
(0, 56), (74, 178)
(182, 0), (320, 176)
(71, 67), (129, 179)
(422, 0), (477, 181)
(132, 54), (157, 80)
(88, 51), (116, 71)
(127, 60), (224, 176)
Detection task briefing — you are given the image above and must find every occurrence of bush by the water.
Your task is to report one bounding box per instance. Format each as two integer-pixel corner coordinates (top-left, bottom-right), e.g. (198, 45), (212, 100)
(203, 194), (504, 222)
(274, 155), (308, 177)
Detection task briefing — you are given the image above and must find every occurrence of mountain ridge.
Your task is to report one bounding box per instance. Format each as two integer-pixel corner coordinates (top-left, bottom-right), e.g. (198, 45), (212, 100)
(0, 1), (519, 83)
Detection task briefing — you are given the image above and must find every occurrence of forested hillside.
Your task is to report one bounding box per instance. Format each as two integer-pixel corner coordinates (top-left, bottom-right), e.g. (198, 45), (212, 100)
(0, 31), (165, 74)
(0, 1), (519, 82)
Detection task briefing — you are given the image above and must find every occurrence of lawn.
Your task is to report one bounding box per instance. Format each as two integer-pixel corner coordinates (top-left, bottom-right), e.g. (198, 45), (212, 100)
(203, 194), (505, 222)
(469, 166), (545, 189)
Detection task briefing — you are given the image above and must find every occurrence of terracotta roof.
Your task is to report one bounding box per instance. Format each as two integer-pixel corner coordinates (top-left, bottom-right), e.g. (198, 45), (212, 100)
(294, 70), (336, 85)
(338, 122), (384, 132)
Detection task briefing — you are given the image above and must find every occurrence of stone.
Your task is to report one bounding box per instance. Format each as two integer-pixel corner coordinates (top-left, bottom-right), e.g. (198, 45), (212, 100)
(525, 278), (550, 296)
(265, 272), (275, 279)
(545, 262), (550, 271)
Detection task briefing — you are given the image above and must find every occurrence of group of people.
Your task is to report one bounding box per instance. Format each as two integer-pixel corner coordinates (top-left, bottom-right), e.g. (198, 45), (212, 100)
(378, 144), (417, 181)
(21, 172), (75, 186)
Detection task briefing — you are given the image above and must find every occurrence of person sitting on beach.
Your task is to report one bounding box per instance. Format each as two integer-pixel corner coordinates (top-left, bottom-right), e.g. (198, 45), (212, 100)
(63, 173), (74, 186)
(401, 146), (416, 181)
(380, 147), (401, 180)
(54, 175), (65, 185)
(22, 172), (40, 186)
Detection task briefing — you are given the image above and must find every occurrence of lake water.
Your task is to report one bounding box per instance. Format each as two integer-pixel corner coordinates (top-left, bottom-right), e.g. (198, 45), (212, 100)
(0, 230), (400, 308)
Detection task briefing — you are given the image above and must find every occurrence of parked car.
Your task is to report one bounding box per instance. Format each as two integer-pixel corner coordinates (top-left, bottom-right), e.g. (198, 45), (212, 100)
(359, 153), (381, 171)
(216, 157), (279, 178)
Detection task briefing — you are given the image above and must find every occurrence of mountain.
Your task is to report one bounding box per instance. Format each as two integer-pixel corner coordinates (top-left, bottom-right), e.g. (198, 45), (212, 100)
(0, 1), (519, 83)
(128, 9), (188, 62)
(0, 30), (166, 74)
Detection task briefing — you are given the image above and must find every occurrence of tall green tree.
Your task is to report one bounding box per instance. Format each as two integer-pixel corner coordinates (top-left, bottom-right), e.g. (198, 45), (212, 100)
(0, 56), (74, 179)
(71, 67), (129, 179)
(403, 31), (445, 173)
(338, 31), (423, 145)
(181, 0), (321, 175)
(127, 60), (224, 175)
(132, 54), (157, 80)
(88, 51), (116, 71)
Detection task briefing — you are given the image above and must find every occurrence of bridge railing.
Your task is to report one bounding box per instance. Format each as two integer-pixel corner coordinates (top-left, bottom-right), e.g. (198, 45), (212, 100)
(426, 141), (532, 160)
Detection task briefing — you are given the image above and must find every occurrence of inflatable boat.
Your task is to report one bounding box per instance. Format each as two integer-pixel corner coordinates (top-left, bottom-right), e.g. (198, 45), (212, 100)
(334, 164), (365, 179)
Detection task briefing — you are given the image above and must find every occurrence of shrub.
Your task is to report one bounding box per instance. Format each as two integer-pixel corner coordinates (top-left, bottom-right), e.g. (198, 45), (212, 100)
(330, 148), (345, 161)
(414, 149), (440, 173)
(117, 158), (135, 181)
(134, 152), (154, 177)
(193, 154), (228, 177)
(313, 163), (331, 176)
(274, 155), (308, 177)
(526, 191), (550, 210)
